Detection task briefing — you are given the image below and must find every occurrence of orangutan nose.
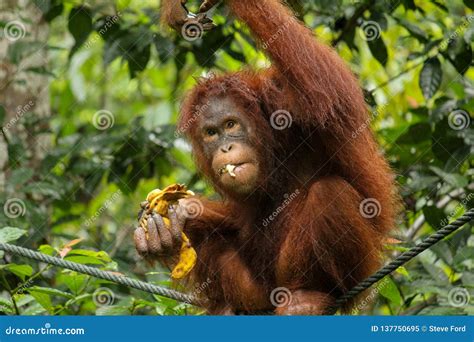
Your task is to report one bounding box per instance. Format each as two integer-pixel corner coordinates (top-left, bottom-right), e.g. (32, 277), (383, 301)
(220, 143), (233, 153)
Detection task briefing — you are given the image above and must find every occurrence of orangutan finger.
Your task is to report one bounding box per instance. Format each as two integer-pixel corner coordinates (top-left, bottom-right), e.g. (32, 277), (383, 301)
(152, 214), (173, 253)
(147, 216), (163, 255)
(134, 227), (148, 256)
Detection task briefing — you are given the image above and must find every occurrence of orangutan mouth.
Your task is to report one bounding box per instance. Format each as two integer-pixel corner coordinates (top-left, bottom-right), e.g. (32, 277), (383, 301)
(218, 163), (248, 178)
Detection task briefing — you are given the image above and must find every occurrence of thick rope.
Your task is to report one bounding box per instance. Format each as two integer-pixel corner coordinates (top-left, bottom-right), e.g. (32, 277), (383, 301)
(328, 207), (474, 314)
(0, 242), (200, 306)
(0, 208), (472, 314)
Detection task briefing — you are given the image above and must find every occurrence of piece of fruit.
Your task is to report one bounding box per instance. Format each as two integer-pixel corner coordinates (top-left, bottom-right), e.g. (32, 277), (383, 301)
(225, 164), (237, 178)
(171, 234), (198, 279)
(219, 164), (237, 178)
(139, 184), (197, 279)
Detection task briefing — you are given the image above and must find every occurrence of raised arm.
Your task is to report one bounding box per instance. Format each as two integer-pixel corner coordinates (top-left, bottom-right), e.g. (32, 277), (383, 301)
(218, 0), (367, 132)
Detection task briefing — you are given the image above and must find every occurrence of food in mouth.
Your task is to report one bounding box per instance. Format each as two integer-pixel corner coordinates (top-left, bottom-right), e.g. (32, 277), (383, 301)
(218, 164), (238, 178)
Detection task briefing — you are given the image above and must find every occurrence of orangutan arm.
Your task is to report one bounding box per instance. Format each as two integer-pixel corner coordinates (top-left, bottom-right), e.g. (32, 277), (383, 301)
(227, 0), (366, 132)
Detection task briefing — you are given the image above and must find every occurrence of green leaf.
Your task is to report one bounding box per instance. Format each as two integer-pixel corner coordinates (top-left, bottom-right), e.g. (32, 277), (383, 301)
(395, 266), (410, 278)
(28, 286), (74, 299)
(68, 6), (93, 58)
(431, 0), (448, 12)
(33, 0), (64, 22)
(103, 35), (125, 65)
(422, 205), (446, 230)
(431, 120), (466, 163)
(38, 244), (56, 256)
(429, 166), (468, 188)
(127, 43), (150, 78)
(402, 0), (416, 11)
(444, 146), (471, 173)
(23, 181), (62, 199)
(419, 57), (442, 100)
(61, 272), (87, 294)
(0, 227), (27, 243)
(153, 33), (174, 62)
(96, 305), (130, 315)
(397, 18), (428, 42)
(63, 255), (105, 265)
(396, 122), (431, 144)
(454, 247), (474, 265)
(368, 37), (388, 66)
(451, 40), (472, 75)
(44, 3), (64, 22)
(5, 264), (33, 280)
(29, 290), (53, 313)
(9, 168), (34, 186)
(223, 46), (246, 63)
(0, 297), (15, 314)
(422, 262), (449, 283)
(464, 0), (474, 10)
(94, 15), (121, 41)
(16, 294), (39, 308)
(67, 249), (112, 262)
(21, 301), (47, 315)
(378, 277), (402, 305)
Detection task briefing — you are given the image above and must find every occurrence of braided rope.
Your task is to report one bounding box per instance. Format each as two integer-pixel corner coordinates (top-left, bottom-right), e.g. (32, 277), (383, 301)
(0, 242), (200, 306)
(0, 208), (472, 314)
(328, 207), (474, 314)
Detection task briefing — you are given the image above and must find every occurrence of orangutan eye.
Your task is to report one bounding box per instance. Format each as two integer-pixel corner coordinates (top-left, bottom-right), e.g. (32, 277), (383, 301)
(206, 128), (217, 136)
(225, 120), (236, 129)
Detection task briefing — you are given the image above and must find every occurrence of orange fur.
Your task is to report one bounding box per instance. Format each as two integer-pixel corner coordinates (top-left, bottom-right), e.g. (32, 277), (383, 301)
(178, 0), (399, 314)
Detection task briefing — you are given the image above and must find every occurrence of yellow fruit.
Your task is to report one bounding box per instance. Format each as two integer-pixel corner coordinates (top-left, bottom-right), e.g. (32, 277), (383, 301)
(139, 184), (197, 279)
(171, 241), (197, 279)
(146, 189), (163, 202)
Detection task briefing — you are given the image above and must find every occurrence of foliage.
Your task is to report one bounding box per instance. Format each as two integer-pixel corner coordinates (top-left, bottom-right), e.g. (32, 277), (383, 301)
(0, 0), (473, 316)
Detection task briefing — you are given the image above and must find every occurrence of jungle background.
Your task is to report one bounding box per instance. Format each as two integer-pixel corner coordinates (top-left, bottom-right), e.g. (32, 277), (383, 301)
(0, 0), (473, 316)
